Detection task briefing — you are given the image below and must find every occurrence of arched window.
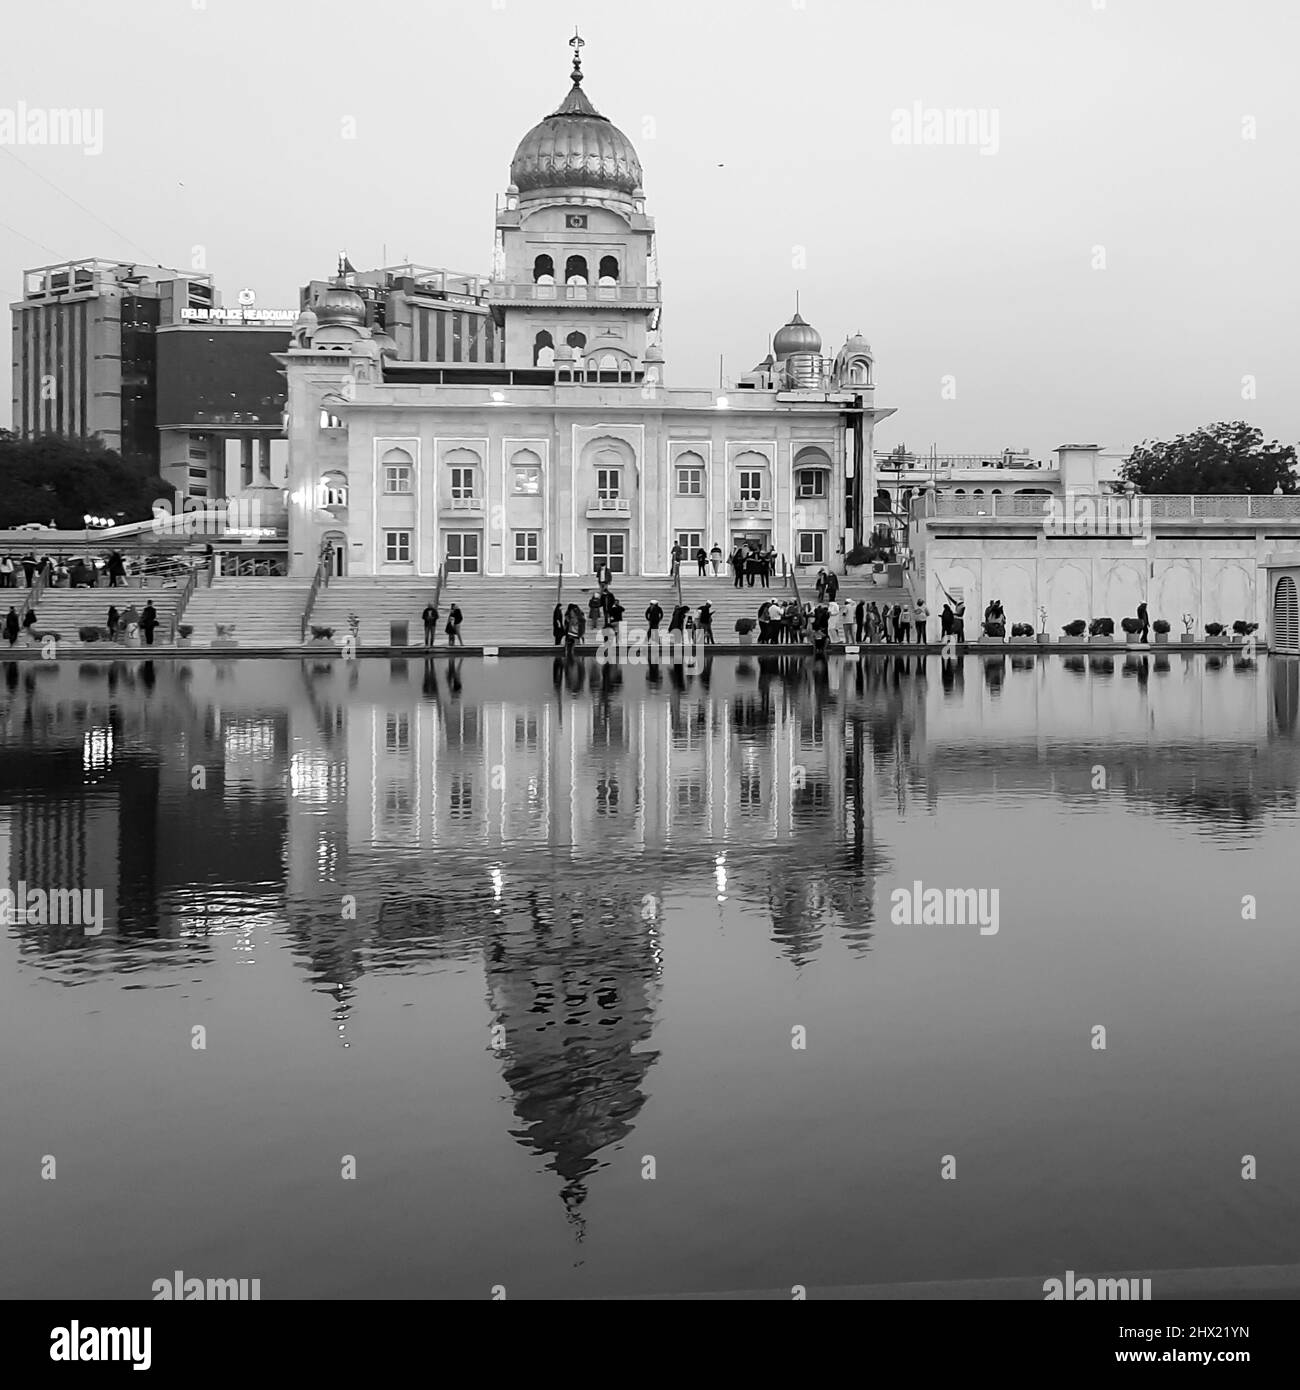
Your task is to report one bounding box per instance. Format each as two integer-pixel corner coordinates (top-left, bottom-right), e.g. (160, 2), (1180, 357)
(598, 255), (619, 283)
(565, 255), (588, 284)
(1275, 575), (1299, 652)
(321, 471), (348, 507)
(954, 488), (966, 495)
(533, 330), (554, 366)
(381, 447), (413, 495)
(566, 331), (586, 350)
(991, 488), (1002, 495)
(850, 361), (870, 384)
(973, 488), (984, 495)
(533, 254), (554, 283)
(601, 354), (620, 376)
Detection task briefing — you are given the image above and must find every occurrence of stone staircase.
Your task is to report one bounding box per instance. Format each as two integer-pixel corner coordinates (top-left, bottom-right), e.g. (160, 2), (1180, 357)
(184, 577), (314, 647)
(18, 585), (185, 648)
(310, 578), (440, 646)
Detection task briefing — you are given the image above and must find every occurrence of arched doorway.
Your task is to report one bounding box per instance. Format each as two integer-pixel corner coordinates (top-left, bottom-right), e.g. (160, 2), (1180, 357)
(322, 530), (347, 577)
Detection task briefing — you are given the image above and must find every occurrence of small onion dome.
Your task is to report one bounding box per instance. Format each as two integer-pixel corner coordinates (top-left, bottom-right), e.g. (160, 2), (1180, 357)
(643, 342), (664, 363)
(314, 281), (367, 326)
(371, 326), (399, 359)
(838, 330), (873, 359)
(292, 305), (318, 343)
(772, 311), (821, 358)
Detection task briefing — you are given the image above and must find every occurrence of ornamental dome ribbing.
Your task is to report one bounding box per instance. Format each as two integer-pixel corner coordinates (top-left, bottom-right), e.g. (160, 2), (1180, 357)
(510, 44), (642, 196)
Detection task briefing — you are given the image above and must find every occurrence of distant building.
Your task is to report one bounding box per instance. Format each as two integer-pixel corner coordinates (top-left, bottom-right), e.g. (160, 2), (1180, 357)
(10, 257), (290, 500)
(280, 36), (893, 579)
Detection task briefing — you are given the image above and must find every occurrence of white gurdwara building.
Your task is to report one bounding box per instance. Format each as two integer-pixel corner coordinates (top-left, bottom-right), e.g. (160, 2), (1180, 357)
(281, 37), (892, 580)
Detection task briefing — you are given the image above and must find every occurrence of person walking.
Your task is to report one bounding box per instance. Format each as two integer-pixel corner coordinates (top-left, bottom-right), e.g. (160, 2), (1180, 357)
(446, 603), (464, 647)
(695, 546), (708, 577)
(709, 542), (722, 576)
(913, 599), (930, 644)
(645, 599), (664, 638)
(597, 561), (612, 593)
(21, 554), (37, 587)
(0, 555), (12, 588)
(826, 570), (839, 602)
(423, 602), (440, 649)
(698, 601), (715, 644)
(743, 549), (758, 588)
(731, 545), (745, 588)
(757, 548), (770, 589)
(106, 604), (120, 638)
(552, 603), (564, 647)
(815, 568), (827, 602)
(139, 601), (158, 646)
(1136, 601), (1150, 643)
(669, 543), (682, 580)
(107, 551), (126, 588)
(854, 598), (866, 644)
(3, 606), (18, 646)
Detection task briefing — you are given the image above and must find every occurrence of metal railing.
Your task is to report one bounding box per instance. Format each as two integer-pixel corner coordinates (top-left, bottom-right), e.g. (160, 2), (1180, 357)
(18, 569), (47, 623)
(554, 554), (563, 611)
(432, 561), (447, 611)
(300, 553), (332, 642)
(922, 492), (1300, 521)
(170, 566), (200, 643)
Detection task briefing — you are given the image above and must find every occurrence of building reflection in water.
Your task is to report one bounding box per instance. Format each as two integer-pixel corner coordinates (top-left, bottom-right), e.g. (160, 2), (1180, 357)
(2, 651), (1299, 1215)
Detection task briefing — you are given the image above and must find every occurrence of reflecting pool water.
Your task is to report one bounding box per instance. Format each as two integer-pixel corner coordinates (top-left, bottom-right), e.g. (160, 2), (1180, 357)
(2, 652), (1299, 1298)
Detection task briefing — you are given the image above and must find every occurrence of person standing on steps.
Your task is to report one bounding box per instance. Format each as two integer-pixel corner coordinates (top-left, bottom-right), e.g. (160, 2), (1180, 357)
(695, 546), (708, 577)
(445, 603), (464, 647)
(597, 561), (612, 593)
(139, 602), (158, 646)
(710, 542), (722, 577)
(552, 603), (564, 646)
(826, 570), (839, 603)
(913, 599), (930, 644)
(645, 598), (663, 640)
(731, 545), (745, 588)
(423, 601), (440, 649)
(669, 543), (682, 580)
(3, 607), (18, 646)
(698, 602), (715, 644)
(1136, 601), (1150, 643)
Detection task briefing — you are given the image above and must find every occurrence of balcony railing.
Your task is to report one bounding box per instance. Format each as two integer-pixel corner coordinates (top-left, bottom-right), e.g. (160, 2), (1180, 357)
(448, 496), (484, 513)
(587, 497), (631, 516)
(732, 498), (772, 515)
(486, 282), (660, 306)
(920, 493), (1300, 521)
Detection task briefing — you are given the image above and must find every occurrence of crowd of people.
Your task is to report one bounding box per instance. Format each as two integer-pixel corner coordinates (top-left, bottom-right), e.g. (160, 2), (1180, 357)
(0, 550), (142, 589)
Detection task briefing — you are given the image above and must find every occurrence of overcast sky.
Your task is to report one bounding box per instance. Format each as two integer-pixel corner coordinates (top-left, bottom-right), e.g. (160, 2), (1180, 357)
(2, 0), (1297, 462)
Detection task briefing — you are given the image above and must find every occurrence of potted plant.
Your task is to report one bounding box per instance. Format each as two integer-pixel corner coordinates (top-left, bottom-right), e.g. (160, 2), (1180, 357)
(1087, 618), (1115, 644)
(1036, 606), (1051, 645)
(1152, 619), (1170, 645)
(735, 617), (756, 645)
(1120, 616), (1144, 644)
(1009, 622), (1034, 644)
(214, 622), (238, 647)
(979, 619), (1006, 644)
(1062, 619), (1087, 640)
(310, 625), (335, 642)
(1205, 622), (1229, 647)
(1180, 613), (1195, 645)
(176, 624), (193, 648)
(1231, 621), (1259, 645)
(78, 626), (101, 643)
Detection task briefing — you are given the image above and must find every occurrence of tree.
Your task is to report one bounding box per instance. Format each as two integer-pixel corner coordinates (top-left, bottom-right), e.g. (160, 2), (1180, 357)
(1120, 422), (1298, 495)
(0, 431), (167, 529)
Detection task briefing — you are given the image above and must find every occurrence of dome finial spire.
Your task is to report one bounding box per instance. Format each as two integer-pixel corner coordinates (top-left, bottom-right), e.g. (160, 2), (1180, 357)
(569, 27), (585, 86)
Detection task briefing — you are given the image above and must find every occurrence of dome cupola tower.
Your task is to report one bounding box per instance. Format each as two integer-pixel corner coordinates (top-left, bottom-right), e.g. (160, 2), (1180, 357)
(490, 31), (660, 379)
